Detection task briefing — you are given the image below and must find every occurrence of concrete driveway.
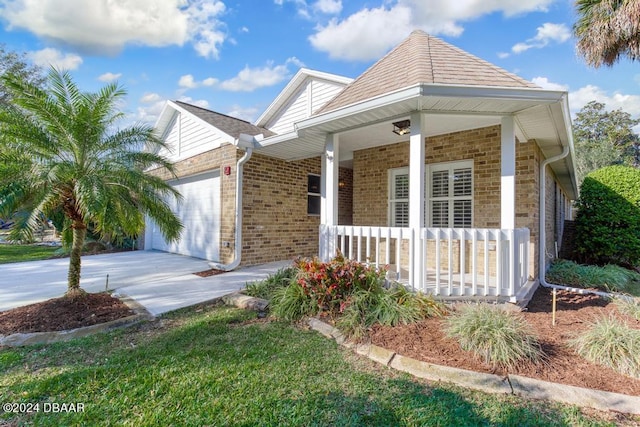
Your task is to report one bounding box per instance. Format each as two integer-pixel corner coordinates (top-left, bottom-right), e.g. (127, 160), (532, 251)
(0, 250), (289, 316)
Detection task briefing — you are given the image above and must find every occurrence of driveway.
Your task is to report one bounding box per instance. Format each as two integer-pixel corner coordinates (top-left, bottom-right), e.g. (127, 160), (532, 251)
(0, 250), (289, 316)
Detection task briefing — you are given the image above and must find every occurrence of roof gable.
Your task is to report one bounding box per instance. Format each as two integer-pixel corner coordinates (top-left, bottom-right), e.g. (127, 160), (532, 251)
(255, 68), (352, 129)
(318, 30), (539, 114)
(174, 101), (275, 139)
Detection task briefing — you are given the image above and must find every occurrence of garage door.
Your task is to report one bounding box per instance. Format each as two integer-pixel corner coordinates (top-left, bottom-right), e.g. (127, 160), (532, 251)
(151, 170), (221, 261)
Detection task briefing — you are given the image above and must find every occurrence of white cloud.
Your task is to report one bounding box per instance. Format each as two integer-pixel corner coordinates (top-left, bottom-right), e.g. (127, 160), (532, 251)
(497, 52), (510, 59)
(313, 0), (342, 14)
(240, 26), (249, 33)
(1, 0), (227, 58)
(226, 104), (260, 122)
(98, 72), (122, 82)
(531, 76), (569, 91)
(309, 0), (554, 61)
(219, 57), (304, 92)
(570, 85), (640, 118)
(28, 48), (82, 70)
(177, 74), (219, 91)
(136, 99), (167, 124)
(178, 74), (199, 89)
(511, 23), (571, 54)
(140, 92), (162, 103)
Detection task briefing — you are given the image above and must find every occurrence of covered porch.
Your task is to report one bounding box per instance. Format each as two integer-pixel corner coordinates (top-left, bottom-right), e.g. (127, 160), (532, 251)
(316, 112), (536, 303)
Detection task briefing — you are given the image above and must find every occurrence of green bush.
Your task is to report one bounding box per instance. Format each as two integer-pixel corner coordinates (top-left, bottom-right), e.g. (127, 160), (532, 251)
(574, 165), (640, 268)
(546, 259), (640, 295)
(268, 255), (446, 338)
(244, 267), (296, 300)
(569, 316), (640, 378)
(445, 304), (544, 370)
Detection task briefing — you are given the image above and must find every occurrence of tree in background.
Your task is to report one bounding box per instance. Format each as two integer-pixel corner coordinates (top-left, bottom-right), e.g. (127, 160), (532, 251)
(0, 68), (183, 297)
(572, 101), (640, 184)
(0, 44), (44, 107)
(574, 0), (640, 67)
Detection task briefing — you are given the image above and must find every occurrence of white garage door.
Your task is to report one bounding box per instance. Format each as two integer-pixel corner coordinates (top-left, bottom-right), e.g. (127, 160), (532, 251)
(151, 170), (221, 261)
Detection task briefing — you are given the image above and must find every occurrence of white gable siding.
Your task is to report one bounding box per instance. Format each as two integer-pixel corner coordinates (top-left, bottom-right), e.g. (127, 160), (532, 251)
(266, 78), (347, 134)
(159, 111), (225, 162)
(267, 84), (309, 135)
(311, 80), (345, 114)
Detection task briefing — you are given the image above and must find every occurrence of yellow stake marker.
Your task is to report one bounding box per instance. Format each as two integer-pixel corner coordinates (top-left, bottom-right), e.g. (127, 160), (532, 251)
(552, 288), (557, 326)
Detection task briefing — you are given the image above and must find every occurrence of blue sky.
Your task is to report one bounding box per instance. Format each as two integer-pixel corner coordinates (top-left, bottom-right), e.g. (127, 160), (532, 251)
(0, 0), (638, 129)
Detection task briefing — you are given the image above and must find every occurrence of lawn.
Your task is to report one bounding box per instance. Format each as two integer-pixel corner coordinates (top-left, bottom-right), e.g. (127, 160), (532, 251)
(0, 303), (628, 426)
(0, 244), (58, 264)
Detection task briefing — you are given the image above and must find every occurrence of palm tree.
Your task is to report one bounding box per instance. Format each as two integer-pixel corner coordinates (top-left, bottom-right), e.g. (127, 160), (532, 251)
(0, 68), (182, 297)
(574, 0), (640, 67)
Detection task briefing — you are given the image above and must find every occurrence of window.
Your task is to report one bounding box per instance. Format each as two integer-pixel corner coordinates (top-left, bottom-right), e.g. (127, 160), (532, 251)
(307, 174), (321, 215)
(428, 161), (473, 228)
(388, 160), (473, 228)
(389, 168), (409, 226)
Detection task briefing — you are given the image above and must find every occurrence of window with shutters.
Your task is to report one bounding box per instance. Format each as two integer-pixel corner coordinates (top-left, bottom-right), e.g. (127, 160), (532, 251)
(428, 161), (473, 228)
(388, 160), (473, 228)
(388, 168), (409, 227)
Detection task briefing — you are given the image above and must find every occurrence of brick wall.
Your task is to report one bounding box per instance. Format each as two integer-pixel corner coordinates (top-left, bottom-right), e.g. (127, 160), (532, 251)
(338, 167), (353, 225)
(241, 153), (321, 265)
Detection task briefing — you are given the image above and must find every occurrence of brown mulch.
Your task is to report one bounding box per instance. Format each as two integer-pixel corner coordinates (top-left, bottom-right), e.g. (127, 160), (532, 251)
(370, 287), (640, 397)
(0, 293), (134, 334)
(193, 268), (226, 277)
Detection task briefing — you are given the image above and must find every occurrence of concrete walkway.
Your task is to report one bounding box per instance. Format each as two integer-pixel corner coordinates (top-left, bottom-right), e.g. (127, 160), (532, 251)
(0, 250), (290, 316)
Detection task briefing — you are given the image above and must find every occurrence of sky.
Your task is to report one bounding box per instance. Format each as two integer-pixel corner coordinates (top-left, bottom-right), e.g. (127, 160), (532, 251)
(0, 0), (638, 130)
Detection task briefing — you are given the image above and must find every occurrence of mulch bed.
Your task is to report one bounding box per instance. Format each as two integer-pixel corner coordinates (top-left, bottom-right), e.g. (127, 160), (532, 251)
(370, 287), (640, 396)
(193, 268), (226, 277)
(0, 293), (134, 334)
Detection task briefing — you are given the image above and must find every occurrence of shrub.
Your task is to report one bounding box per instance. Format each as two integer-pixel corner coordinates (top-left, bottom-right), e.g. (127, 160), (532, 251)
(268, 254), (446, 339)
(244, 267), (296, 300)
(445, 304), (544, 370)
(336, 285), (446, 340)
(269, 281), (318, 322)
(614, 297), (640, 321)
(546, 259), (640, 295)
(293, 254), (386, 315)
(574, 165), (640, 268)
(569, 316), (640, 378)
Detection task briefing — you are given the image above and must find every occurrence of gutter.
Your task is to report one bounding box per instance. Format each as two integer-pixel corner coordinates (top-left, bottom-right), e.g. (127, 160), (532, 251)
(208, 134), (258, 272)
(538, 146), (614, 299)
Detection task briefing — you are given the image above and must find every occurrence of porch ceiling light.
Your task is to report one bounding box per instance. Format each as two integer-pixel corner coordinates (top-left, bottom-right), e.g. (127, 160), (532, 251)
(392, 119), (411, 136)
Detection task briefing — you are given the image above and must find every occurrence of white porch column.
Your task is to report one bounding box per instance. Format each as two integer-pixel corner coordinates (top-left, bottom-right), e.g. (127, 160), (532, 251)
(409, 112), (425, 229)
(409, 112), (425, 290)
(320, 133), (339, 260)
(501, 116), (516, 229)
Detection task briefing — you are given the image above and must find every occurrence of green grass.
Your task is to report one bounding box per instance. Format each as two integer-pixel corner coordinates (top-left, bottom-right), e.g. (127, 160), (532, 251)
(546, 259), (640, 296)
(0, 303), (628, 426)
(0, 244), (58, 264)
(244, 266), (296, 300)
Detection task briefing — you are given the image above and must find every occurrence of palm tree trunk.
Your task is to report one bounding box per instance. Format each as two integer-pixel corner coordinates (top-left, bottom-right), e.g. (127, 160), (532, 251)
(67, 223), (87, 298)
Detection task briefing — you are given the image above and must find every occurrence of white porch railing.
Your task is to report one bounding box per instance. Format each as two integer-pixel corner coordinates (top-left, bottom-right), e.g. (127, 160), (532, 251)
(319, 225), (531, 302)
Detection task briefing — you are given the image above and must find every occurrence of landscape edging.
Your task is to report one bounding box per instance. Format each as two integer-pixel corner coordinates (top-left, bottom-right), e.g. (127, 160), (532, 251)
(0, 294), (154, 347)
(306, 317), (640, 415)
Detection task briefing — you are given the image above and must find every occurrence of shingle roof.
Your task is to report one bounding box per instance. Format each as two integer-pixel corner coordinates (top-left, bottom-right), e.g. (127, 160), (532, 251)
(317, 30), (539, 114)
(174, 101), (276, 138)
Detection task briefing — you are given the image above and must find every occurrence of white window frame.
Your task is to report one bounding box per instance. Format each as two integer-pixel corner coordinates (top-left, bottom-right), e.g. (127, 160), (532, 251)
(388, 160), (474, 228)
(388, 167), (409, 227)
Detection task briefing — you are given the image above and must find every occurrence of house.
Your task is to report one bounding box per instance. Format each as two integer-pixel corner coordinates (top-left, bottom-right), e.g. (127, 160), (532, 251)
(145, 30), (576, 304)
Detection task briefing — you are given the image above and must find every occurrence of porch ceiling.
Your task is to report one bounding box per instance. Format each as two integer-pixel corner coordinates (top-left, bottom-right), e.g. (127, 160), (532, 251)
(254, 83), (577, 198)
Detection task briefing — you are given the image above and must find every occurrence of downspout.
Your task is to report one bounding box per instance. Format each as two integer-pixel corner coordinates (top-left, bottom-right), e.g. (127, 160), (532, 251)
(209, 134), (256, 271)
(538, 146), (613, 298)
